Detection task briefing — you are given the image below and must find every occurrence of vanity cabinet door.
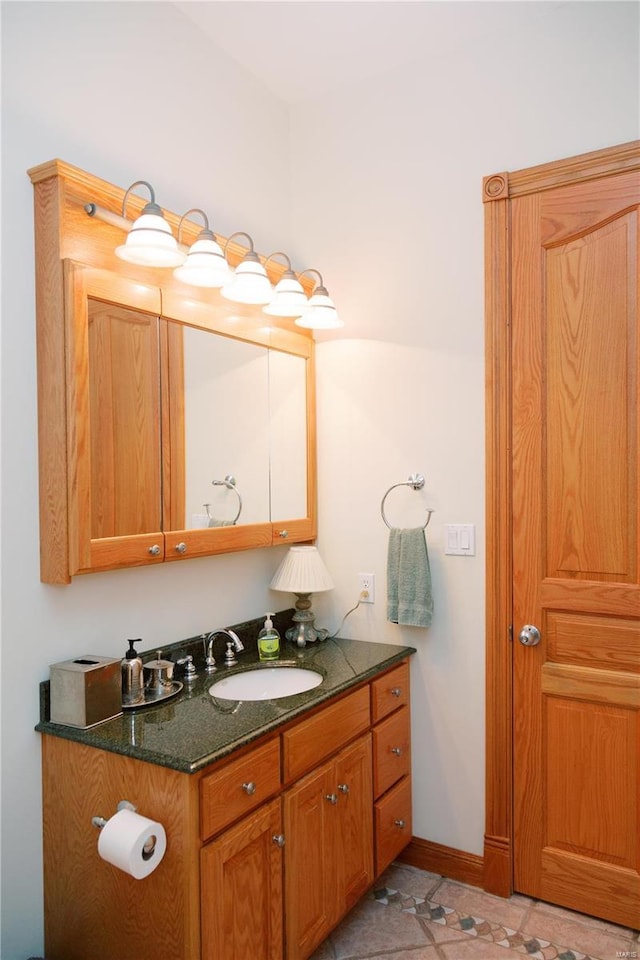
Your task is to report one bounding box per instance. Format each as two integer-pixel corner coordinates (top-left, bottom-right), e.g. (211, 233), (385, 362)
(64, 262), (165, 577)
(201, 798), (283, 960)
(283, 734), (373, 960)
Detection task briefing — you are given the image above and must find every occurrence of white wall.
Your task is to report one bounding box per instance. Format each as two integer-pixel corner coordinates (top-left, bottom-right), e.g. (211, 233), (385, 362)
(0, 4), (292, 957)
(1, 2), (638, 958)
(290, 0), (639, 856)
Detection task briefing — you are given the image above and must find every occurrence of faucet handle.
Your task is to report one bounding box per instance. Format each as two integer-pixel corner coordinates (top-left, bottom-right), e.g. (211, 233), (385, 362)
(224, 641), (238, 667)
(176, 654), (197, 679)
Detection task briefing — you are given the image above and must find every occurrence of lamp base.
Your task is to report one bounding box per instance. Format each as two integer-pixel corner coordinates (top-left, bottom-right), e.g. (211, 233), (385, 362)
(285, 593), (329, 648)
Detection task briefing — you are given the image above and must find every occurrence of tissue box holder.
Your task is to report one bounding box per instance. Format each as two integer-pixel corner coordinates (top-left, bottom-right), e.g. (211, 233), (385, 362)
(49, 655), (122, 728)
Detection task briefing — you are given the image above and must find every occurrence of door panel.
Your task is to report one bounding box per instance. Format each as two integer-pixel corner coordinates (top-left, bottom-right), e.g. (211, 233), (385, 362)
(512, 168), (640, 928)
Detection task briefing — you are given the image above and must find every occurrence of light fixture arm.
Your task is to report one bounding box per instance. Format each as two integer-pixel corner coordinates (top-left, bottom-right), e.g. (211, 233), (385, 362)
(121, 180), (160, 218)
(177, 208), (214, 243)
(224, 231), (257, 258)
(264, 251), (293, 273)
(298, 268), (327, 294)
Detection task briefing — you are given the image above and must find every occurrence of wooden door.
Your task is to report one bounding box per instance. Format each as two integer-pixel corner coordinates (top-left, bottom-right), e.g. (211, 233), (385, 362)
(510, 166), (640, 927)
(283, 762), (337, 960)
(200, 799), (283, 960)
(335, 734), (374, 913)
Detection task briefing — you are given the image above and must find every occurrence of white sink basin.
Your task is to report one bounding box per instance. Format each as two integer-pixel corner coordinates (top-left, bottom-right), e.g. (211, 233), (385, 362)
(209, 666), (323, 701)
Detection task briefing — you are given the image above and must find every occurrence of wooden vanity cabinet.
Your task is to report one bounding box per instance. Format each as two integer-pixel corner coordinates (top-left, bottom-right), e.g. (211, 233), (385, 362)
(29, 159), (317, 584)
(40, 662), (412, 960)
(371, 661), (413, 874)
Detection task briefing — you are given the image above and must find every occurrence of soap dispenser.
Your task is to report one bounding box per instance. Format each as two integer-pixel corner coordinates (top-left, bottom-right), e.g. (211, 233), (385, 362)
(257, 613), (280, 662)
(121, 638), (144, 706)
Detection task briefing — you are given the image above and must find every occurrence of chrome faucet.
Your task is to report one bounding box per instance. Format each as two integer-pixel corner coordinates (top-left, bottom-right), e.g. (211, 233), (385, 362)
(203, 629), (244, 673)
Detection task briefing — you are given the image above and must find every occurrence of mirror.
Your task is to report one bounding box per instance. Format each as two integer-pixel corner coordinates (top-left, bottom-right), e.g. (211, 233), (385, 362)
(177, 325), (271, 528)
(87, 299), (310, 539)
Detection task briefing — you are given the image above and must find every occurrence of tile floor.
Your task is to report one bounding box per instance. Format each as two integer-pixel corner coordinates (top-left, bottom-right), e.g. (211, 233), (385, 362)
(311, 862), (640, 960)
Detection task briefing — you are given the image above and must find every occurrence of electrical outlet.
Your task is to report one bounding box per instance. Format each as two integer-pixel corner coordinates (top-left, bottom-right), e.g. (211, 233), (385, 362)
(358, 573), (375, 603)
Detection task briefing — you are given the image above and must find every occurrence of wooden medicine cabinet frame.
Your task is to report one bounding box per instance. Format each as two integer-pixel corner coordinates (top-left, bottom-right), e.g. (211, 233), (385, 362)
(29, 159), (317, 584)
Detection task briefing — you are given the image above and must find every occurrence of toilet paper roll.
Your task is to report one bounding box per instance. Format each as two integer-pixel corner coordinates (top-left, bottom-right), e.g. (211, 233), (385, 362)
(97, 808), (166, 880)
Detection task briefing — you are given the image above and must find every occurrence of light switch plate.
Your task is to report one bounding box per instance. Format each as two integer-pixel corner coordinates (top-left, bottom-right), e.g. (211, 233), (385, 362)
(444, 523), (476, 556)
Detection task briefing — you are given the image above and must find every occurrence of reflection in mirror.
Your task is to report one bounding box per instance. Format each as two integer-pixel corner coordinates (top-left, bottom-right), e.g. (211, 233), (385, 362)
(88, 298), (162, 538)
(269, 350), (307, 520)
(180, 326), (271, 528)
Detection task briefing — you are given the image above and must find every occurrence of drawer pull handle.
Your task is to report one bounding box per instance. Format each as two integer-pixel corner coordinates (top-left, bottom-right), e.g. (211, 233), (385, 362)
(272, 834), (285, 848)
(394, 818), (406, 829)
(324, 793), (338, 805)
(337, 783), (350, 795)
(148, 544), (161, 557)
(391, 687), (402, 697)
(391, 747), (403, 756)
(242, 781), (256, 796)
(175, 542), (187, 554)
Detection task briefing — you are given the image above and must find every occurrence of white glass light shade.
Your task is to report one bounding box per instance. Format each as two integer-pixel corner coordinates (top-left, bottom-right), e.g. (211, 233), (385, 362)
(221, 256), (272, 305)
(295, 290), (343, 330)
(116, 209), (185, 267)
(174, 236), (231, 288)
(270, 546), (335, 594)
(263, 274), (308, 318)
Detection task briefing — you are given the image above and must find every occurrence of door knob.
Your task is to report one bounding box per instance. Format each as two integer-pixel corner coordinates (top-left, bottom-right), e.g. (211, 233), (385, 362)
(518, 624), (541, 647)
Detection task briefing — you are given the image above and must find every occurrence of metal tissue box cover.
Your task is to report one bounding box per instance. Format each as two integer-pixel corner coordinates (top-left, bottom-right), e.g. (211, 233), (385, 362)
(49, 655), (122, 728)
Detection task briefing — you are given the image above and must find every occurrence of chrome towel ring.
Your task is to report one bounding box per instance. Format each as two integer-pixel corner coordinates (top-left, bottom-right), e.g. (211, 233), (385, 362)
(205, 475), (243, 525)
(381, 473), (434, 529)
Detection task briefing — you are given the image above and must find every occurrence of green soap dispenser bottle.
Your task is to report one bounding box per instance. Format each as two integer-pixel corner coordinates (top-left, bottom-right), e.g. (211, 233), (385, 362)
(257, 613), (280, 661)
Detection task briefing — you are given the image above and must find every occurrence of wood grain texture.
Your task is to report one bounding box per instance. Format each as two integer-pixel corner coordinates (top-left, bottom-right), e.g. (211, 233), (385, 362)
(200, 799), (283, 960)
(484, 141), (640, 918)
(371, 660), (410, 722)
(200, 737), (281, 841)
(372, 705), (411, 798)
(29, 160), (318, 581)
(400, 835), (484, 889)
(42, 735), (201, 960)
(374, 775), (412, 877)
(282, 686), (370, 784)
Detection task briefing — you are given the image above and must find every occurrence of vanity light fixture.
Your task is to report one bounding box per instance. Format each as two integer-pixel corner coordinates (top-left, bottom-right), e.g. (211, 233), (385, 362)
(262, 252), (308, 318)
(270, 545), (335, 647)
(295, 269), (343, 330)
(173, 209), (231, 288)
(114, 180), (185, 268)
(221, 232), (273, 305)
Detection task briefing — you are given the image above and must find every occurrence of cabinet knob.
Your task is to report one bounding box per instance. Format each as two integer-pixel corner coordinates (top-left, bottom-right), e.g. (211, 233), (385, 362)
(148, 544), (161, 556)
(391, 687), (402, 698)
(393, 819), (406, 829)
(278, 529), (289, 539)
(391, 746), (403, 756)
(242, 781), (256, 796)
(324, 793), (338, 805)
(272, 834), (285, 848)
(175, 542), (187, 554)
(337, 783), (350, 795)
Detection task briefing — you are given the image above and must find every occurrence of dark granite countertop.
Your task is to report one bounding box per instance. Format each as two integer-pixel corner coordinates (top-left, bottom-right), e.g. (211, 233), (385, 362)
(36, 621), (415, 774)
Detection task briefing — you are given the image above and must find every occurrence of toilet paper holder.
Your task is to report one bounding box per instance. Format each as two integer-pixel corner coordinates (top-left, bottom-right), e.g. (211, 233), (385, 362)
(92, 800), (158, 859)
(92, 798), (136, 830)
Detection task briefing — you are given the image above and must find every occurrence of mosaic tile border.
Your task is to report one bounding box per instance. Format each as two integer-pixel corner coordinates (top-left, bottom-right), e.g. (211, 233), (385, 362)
(372, 886), (603, 960)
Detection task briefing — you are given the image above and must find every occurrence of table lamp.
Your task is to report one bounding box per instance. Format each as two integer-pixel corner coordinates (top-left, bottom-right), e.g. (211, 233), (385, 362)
(270, 546), (335, 647)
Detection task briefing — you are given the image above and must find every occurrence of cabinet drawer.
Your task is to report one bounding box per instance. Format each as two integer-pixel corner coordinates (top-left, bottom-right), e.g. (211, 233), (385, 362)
(375, 775), (412, 876)
(201, 737), (281, 841)
(282, 686), (370, 784)
(371, 661), (410, 722)
(373, 706), (411, 798)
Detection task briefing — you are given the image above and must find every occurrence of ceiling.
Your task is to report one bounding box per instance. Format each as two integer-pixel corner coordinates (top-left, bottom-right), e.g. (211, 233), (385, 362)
(174, 1), (568, 104)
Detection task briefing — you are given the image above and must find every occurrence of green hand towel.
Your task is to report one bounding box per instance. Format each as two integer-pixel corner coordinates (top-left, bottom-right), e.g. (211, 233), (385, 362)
(387, 527), (433, 628)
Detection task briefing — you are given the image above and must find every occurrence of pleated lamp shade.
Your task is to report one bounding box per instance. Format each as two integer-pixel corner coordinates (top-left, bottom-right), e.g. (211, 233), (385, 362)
(270, 546), (335, 594)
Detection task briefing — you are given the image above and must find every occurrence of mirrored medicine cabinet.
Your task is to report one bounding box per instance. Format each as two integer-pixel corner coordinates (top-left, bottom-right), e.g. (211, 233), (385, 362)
(29, 159), (317, 583)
